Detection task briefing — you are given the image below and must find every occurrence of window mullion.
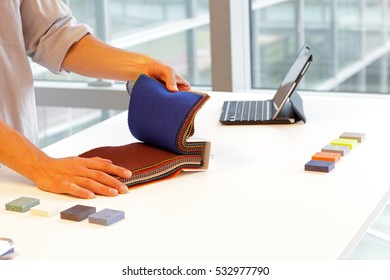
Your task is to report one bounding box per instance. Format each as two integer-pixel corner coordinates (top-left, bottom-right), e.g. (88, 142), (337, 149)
(209, 0), (251, 92)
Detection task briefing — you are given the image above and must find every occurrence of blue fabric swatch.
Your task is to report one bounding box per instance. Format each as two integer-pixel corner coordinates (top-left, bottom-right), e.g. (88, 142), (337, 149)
(127, 74), (204, 154)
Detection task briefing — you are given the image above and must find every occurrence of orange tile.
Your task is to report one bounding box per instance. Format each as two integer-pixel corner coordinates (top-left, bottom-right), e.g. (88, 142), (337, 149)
(312, 152), (340, 162)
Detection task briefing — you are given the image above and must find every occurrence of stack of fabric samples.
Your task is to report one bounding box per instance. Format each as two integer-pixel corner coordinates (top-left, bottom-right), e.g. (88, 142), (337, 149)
(80, 74), (210, 187)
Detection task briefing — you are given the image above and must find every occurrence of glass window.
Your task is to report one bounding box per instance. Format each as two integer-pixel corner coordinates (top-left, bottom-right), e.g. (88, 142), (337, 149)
(251, 0), (299, 89)
(251, 0), (390, 94)
(109, 0), (209, 37)
(126, 25), (211, 86)
(37, 107), (121, 147)
(32, 0), (211, 87)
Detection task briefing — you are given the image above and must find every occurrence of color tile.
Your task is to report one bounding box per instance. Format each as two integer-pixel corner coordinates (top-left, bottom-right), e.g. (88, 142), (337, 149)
(31, 202), (64, 218)
(330, 138), (358, 150)
(321, 144), (350, 156)
(312, 151), (340, 162)
(5, 197), (40, 213)
(340, 132), (365, 143)
(60, 205), (96, 222)
(88, 208), (125, 226)
(304, 160), (335, 173)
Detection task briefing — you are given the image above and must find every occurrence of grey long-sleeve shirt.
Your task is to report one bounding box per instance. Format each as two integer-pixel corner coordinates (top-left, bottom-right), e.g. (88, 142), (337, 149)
(0, 0), (92, 144)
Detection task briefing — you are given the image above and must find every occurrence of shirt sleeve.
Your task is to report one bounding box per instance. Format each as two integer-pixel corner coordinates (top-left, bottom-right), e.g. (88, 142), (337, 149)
(21, 0), (94, 74)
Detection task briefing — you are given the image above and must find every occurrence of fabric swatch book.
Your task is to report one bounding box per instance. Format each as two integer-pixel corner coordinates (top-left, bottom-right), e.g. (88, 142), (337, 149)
(79, 74), (211, 187)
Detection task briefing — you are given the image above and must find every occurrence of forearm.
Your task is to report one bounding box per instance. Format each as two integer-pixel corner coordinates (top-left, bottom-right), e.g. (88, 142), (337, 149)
(61, 34), (190, 92)
(0, 120), (48, 184)
(61, 34), (151, 81)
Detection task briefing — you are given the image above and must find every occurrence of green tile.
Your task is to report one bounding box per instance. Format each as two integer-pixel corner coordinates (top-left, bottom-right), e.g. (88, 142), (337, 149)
(5, 197), (40, 213)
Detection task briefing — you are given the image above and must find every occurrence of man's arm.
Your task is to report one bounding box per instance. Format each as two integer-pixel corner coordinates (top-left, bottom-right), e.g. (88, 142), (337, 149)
(0, 119), (131, 199)
(62, 34), (191, 92)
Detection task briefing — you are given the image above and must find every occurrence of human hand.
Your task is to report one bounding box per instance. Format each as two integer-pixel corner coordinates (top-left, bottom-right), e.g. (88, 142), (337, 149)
(146, 59), (191, 92)
(32, 156), (131, 199)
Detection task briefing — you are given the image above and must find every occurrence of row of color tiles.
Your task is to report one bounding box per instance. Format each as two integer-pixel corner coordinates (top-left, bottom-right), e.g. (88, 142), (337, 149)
(304, 132), (366, 173)
(4, 197), (124, 226)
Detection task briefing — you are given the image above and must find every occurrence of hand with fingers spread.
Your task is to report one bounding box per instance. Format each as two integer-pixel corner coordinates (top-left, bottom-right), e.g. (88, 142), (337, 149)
(33, 156), (131, 199)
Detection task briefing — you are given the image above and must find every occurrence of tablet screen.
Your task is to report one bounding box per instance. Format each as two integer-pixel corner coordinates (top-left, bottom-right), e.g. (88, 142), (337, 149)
(272, 45), (312, 119)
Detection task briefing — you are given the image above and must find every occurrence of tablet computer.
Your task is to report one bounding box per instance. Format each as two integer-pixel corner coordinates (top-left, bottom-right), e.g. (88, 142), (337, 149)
(219, 44), (312, 125)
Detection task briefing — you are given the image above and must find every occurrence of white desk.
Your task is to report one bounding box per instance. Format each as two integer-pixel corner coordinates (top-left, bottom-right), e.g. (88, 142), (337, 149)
(1, 91), (390, 260)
